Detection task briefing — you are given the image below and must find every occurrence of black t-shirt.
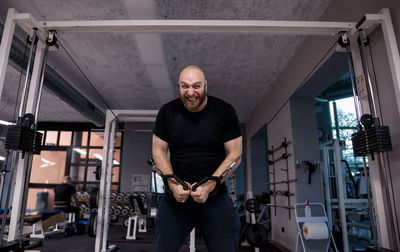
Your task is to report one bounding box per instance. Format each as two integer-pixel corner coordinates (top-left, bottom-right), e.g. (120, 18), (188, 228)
(54, 184), (76, 208)
(153, 96), (241, 184)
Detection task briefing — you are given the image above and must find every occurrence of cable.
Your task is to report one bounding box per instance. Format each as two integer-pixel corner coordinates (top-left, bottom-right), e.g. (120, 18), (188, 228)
(368, 45), (400, 242)
(266, 40), (338, 127)
(13, 41), (28, 121)
(56, 38), (120, 123)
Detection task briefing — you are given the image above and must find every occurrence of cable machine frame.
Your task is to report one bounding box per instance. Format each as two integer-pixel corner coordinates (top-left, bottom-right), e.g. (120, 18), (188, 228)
(0, 7), (399, 251)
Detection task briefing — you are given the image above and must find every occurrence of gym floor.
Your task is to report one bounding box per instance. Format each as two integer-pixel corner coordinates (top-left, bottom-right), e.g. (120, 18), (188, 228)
(34, 224), (284, 252)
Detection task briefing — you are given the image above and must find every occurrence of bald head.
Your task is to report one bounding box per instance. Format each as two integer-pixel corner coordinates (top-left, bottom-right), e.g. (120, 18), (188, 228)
(179, 65), (205, 82)
(178, 65), (208, 112)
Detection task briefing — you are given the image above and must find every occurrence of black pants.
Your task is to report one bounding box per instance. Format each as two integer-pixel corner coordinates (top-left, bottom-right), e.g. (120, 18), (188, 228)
(55, 206), (80, 224)
(155, 192), (240, 252)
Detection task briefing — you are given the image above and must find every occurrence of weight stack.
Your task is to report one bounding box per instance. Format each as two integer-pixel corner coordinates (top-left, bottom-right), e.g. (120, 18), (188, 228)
(352, 126), (392, 156)
(5, 125), (42, 154)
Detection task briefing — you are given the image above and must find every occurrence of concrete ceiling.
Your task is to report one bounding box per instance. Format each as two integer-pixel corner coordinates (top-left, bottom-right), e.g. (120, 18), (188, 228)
(0, 0), (331, 124)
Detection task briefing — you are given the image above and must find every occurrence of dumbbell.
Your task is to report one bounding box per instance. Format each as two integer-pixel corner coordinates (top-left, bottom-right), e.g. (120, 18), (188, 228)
(139, 193), (146, 200)
(110, 192), (117, 201)
(81, 191), (89, 200)
(124, 192), (132, 202)
(109, 204), (116, 215)
(92, 208), (98, 214)
(79, 204), (87, 212)
(121, 205), (130, 216)
(84, 206), (91, 214)
(76, 192), (82, 199)
(116, 192), (124, 201)
(114, 205), (123, 215)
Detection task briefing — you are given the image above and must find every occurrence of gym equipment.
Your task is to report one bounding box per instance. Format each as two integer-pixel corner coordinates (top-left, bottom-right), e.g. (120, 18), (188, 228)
(191, 153), (243, 198)
(267, 139), (290, 154)
(294, 201), (338, 252)
(64, 223), (75, 236)
(125, 193), (149, 240)
(147, 158), (189, 190)
(246, 224), (269, 247)
(351, 114), (392, 158)
(268, 153), (290, 165)
(123, 192), (132, 201)
(113, 205), (122, 215)
(121, 205), (130, 216)
(5, 114), (43, 154)
(0, 30), (58, 249)
(339, 28), (398, 251)
(268, 137), (293, 218)
(116, 192), (124, 201)
(268, 190), (294, 197)
(89, 188), (99, 208)
(110, 191), (117, 201)
(80, 191), (89, 200)
(245, 199), (260, 213)
(95, 165), (101, 180)
(240, 192), (269, 251)
(88, 213), (97, 237)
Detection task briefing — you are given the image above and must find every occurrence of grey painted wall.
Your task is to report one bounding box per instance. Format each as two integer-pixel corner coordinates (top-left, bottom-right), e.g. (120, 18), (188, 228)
(290, 98), (326, 252)
(250, 126), (269, 196)
(267, 103), (297, 251)
(120, 122), (154, 193)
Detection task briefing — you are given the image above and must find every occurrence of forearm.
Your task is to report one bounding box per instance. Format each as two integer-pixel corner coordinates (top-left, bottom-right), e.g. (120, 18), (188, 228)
(212, 136), (243, 182)
(212, 156), (241, 182)
(152, 150), (174, 175)
(152, 135), (174, 176)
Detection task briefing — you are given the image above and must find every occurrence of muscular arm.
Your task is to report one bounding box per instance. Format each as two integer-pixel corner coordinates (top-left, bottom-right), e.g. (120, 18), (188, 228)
(191, 136), (242, 203)
(152, 134), (173, 175)
(213, 136), (243, 181)
(152, 134), (191, 202)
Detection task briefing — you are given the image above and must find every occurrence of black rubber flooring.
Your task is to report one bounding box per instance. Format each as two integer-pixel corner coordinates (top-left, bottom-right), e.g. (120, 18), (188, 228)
(36, 225), (283, 252)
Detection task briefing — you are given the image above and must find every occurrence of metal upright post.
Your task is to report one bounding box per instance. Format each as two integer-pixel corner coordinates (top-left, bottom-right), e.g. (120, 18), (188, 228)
(333, 139), (349, 252)
(321, 143), (333, 230)
(102, 119), (116, 251)
(358, 30), (399, 251)
(0, 9), (17, 99)
(8, 33), (47, 243)
(95, 110), (116, 252)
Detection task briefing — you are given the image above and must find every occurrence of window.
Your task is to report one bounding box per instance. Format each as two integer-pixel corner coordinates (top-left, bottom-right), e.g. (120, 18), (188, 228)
(329, 97), (364, 169)
(31, 151), (67, 184)
(45, 131), (58, 146)
(28, 128), (122, 210)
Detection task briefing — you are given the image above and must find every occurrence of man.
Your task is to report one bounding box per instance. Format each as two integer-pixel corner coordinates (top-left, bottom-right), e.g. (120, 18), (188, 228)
(152, 65), (242, 252)
(54, 176), (80, 226)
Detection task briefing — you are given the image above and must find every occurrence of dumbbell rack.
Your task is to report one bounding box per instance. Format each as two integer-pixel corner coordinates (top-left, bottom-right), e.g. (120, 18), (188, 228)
(268, 138), (295, 219)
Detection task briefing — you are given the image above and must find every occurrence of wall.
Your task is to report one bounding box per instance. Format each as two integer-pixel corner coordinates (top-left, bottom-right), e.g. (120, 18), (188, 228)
(250, 138), (268, 196)
(120, 122), (154, 193)
(245, 0), (400, 250)
(267, 103), (297, 251)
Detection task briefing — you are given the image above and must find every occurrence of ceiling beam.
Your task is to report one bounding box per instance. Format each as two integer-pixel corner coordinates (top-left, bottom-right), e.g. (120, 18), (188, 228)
(41, 20), (355, 36)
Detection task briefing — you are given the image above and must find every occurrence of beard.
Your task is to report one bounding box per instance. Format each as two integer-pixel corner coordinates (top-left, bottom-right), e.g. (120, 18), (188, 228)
(179, 90), (207, 112)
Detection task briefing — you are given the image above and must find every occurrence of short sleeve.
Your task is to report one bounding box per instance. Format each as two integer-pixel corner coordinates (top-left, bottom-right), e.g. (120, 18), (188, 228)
(222, 104), (242, 142)
(153, 105), (169, 142)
